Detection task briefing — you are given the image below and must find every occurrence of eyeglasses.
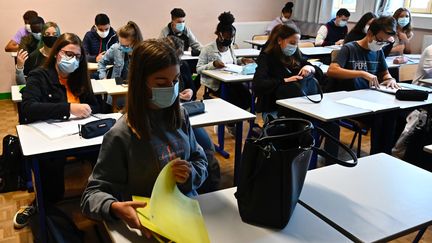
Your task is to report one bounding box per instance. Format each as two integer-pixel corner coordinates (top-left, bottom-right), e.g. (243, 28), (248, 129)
(60, 49), (82, 60)
(374, 36), (394, 46)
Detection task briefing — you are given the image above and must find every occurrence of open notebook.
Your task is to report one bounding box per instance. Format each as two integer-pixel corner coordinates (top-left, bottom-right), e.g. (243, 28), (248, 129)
(373, 83), (432, 94)
(133, 159), (210, 243)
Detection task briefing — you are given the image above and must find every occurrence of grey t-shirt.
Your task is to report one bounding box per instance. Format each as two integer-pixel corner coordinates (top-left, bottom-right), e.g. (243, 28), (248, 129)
(334, 41), (388, 90)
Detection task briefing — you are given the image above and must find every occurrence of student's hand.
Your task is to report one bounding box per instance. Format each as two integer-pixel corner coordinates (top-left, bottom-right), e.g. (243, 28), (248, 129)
(96, 51), (106, 62)
(298, 65), (315, 77)
(110, 201), (152, 238)
(70, 103), (92, 118)
(382, 78), (400, 89)
(16, 49), (29, 69)
(284, 75), (303, 83)
(241, 58), (255, 64)
(179, 89), (193, 101)
(362, 71), (380, 88)
(171, 159), (191, 184)
(213, 60), (225, 69)
(335, 39), (344, 45)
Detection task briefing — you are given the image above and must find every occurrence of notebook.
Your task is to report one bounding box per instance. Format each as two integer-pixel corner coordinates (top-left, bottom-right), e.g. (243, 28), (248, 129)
(373, 83), (432, 94)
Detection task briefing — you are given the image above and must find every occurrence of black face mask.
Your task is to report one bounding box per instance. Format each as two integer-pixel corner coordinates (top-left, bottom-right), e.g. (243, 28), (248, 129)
(42, 36), (57, 48)
(218, 38), (232, 47)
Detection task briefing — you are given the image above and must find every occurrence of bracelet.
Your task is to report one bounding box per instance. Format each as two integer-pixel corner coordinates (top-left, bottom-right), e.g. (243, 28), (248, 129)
(15, 64), (24, 71)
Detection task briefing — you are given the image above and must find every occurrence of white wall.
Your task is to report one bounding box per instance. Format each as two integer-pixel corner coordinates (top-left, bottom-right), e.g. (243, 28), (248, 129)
(0, 0), (286, 94)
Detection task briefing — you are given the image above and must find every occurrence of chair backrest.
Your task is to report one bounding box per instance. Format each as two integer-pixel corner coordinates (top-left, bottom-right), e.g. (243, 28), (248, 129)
(331, 50), (340, 62)
(252, 35), (269, 41)
(298, 42), (314, 48)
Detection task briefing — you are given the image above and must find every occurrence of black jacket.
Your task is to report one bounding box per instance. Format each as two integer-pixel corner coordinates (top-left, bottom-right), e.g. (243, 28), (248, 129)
(253, 51), (322, 113)
(83, 26), (118, 63)
(21, 67), (100, 124)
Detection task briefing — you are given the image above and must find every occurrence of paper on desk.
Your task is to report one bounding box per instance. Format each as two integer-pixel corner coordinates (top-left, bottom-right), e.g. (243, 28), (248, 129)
(336, 97), (391, 112)
(133, 159), (210, 243)
(223, 64), (243, 73)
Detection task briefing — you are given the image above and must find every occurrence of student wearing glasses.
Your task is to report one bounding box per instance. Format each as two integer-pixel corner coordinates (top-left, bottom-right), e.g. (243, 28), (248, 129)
(14, 33), (101, 229)
(327, 16), (399, 154)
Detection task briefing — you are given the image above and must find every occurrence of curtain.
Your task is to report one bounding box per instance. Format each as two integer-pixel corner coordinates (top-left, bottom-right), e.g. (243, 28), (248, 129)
(293, 0), (324, 23)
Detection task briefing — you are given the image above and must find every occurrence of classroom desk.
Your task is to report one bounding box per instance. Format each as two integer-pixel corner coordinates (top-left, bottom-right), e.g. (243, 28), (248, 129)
(299, 153), (432, 242)
(105, 187), (350, 243)
(244, 38), (315, 49)
(16, 113), (122, 243)
(424, 144), (432, 154)
(189, 98), (255, 184)
(276, 89), (432, 122)
(300, 46), (341, 56)
(200, 69), (255, 159)
(87, 62), (113, 71)
(419, 78), (432, 85)
(181, 51), (199, 61)
(10, 51), (17, 57)
(385, 54), (421, 68)
(233, 48), (261, 58)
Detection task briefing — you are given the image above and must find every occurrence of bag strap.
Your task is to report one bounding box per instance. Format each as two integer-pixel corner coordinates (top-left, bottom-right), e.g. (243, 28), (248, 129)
(258, 118), (314, 143)
(313, 127), (358, 167)
(294, 75), (323, 103)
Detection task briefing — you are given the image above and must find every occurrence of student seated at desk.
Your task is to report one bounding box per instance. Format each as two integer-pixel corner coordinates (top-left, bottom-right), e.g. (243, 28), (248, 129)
(266, 2), (298, 35)
(18, 16), (44, 54)
(98, 21), (143, 80)
(81, 40), (208, 234)
(315, 8), (350, 47)
(15, 21), (61, 85)
(14, 33), (101, 229)
(159, 8), (202, 54)
(83, 13), (118, 63)
(391, 8), (414, 55)
(253, 24), (339, 160)
(4, 10), (38, 52)
(197, 12), (254, 111)
(327, 16), (399, 154)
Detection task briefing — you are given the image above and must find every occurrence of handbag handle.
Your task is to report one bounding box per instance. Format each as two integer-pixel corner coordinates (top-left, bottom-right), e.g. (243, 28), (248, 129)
(294, 75), (323, 103)
(258, 118), (314, 144)
(313, 127), (358, 167)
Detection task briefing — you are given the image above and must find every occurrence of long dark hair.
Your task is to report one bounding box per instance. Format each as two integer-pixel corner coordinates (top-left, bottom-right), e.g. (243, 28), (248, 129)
(43, 33), (91, 97)
(344, 12), (376, 43)
(393, 8), (413, 38)
(215, 12), (236, 35)
(126, 39), (180, 140)
(118, 21), (143, 47)
(264, 24), (302, 69)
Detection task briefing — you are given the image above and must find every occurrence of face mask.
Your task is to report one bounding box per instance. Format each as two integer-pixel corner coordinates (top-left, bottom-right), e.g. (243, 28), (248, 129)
(282, 43), (297, 56)
(281, 16), (289, 23)
(338, 20), (347, 27)
(119, 45), (133, 53)
(363, 24), (370, 34)
(150, 81), (179, 109)
(58, 55), (79, 74)
(32, 32), (42, 40)
(25, 24), (31, 32)
(42, 36), (57, 48)
(398, 17), (409, 28)
(96, 26), (109, 38)
(175, 23), (185, 32)
(368, 39), (384, 52)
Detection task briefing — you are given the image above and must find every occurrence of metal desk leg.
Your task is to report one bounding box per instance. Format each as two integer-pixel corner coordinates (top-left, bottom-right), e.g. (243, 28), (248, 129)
(215, 83), (230, 158)
(32, 158), (47, 243)
(413, 228), (426, 243)
(233, 121), (243, 186)
(309, 128), (319, 170)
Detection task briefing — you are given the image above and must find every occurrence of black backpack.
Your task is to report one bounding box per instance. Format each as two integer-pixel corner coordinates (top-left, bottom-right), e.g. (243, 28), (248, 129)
(0, 135), (26, 192)
(30, 204), (84, 243)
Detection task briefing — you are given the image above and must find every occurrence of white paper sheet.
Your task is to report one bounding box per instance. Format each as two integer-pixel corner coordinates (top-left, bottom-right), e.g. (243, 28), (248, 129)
(336, 97), (391, 112)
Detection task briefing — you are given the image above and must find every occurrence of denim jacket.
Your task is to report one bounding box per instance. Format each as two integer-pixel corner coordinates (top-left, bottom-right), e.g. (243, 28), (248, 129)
(197, 41), (242, 91)
(98, 43), (128, 79)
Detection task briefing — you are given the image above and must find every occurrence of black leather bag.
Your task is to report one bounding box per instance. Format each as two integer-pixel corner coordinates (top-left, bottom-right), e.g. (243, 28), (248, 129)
(235, 118), (357, 229)
(182, 100), (205, 116)
(78, 118), (116, 139)
(276, 74), (323, 103)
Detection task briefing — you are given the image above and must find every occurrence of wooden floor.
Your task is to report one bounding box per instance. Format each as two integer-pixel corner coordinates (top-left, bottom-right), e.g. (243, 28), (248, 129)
(0, 96), (431, 242)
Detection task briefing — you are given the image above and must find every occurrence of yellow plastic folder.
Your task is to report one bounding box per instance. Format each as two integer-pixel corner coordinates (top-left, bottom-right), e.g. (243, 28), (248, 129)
(133, 160), (210, 243)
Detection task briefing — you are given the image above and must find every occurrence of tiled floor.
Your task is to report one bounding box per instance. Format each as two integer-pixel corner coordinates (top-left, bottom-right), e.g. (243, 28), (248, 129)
(0, 99), (431, 242)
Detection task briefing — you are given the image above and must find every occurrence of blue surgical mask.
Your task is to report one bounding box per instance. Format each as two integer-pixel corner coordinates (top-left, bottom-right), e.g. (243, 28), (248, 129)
(398, 17), (409, 28)
(150, 81), (179, 108)
(282, 44), (297, 56)
(119, 45), (132, 53)
(175, 23), (185, 32)
(32, 32), (42, 40)
(338, 20), (347, 27)
(58, 55), (79, 74)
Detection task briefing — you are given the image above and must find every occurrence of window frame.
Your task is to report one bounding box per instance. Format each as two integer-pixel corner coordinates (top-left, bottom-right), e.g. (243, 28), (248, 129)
(404, 0), (432, 14)
(333, 0), (357, 13)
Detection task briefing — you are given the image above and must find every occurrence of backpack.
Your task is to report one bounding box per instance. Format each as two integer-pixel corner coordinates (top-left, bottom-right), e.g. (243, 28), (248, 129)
(30, 204), (84, 243)
(0, 135), (26, 192)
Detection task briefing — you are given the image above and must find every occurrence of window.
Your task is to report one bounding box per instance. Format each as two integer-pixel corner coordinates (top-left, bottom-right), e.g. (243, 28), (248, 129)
(333, 0), (357, 12)
(405, 0), (432, 13)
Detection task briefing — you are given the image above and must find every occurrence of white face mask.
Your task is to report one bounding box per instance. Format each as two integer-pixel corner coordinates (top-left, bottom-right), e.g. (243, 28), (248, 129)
(32, 32), (42, 40)
(363, 25), (370, 34)
(25, 24), (31, 32)
(368, 39), (386, 52)
(281, 16), (289, 23)
(96, 26), (109, 38)
(338, 20), (347, 27)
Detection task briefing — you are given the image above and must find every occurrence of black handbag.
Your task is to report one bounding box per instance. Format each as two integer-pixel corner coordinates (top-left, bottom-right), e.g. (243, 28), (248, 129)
(182, 100), (205, 116)
(235, 118), (357, 229)
(276, 74), (323, 104)
(78, 118), (116, 139)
